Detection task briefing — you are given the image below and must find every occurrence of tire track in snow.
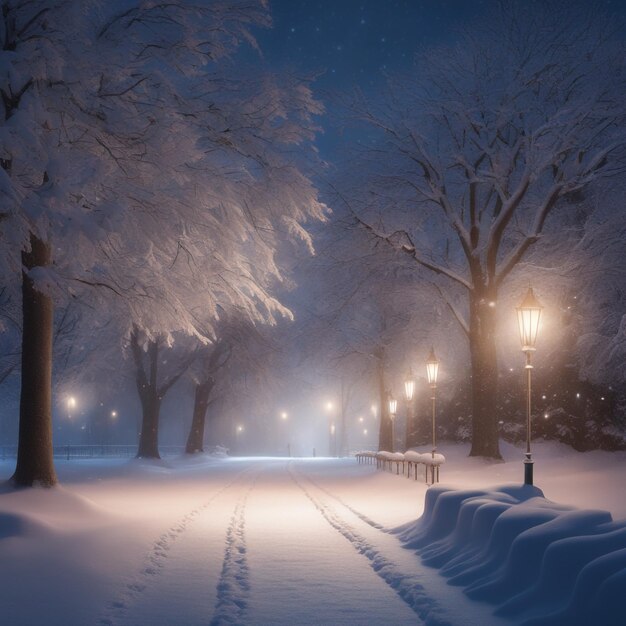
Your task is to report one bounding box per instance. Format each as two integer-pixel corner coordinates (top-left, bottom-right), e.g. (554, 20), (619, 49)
(208, 478), (256, 626)
(99, 464), (257, 626)
(289, 465), (447, 626)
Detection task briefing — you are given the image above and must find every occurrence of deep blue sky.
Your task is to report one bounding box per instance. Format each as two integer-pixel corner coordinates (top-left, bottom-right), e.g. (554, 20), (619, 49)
(258, 0), (489, 157)
(258, 0), (485, 88)
(253, 0), (626, 159)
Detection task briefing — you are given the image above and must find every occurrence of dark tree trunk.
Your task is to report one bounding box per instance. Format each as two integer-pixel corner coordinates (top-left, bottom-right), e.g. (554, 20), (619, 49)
(376, 352), (392, 451)
(468, 289), (502, 458)
(185, 379), (214, 454)
(135, 338), (162, 459)
(12, 233), (57, 487)
(136, 389), (161, 459)
(338, 378), (349, 457)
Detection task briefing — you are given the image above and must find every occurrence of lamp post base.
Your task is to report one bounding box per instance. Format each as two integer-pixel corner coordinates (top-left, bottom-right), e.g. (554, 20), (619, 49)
(524, 453), (534, 486)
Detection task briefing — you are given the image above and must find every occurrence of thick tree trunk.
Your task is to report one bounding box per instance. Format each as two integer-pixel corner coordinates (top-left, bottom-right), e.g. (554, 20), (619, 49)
(135, 339), (162, 459)
(137, 390), (161, 458)
(12, 233), (57, 487)
(185, 380), (214, 454)
(468, 290), (502, 459)
(376, 353), (392, 451)
(338, 379), (349, 457)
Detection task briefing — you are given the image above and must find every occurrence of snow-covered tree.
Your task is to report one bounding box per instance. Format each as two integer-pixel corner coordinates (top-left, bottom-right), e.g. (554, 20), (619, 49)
(340, 2), (626, 458)
(293, 209), (445, 453)
(0, 1), (326, 484)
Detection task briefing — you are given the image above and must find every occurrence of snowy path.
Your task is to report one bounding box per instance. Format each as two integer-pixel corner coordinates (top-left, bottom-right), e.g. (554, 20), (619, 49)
(93, 458), (514, 626)
(100, 460), (425, 626)
(5, 443), (622, 626)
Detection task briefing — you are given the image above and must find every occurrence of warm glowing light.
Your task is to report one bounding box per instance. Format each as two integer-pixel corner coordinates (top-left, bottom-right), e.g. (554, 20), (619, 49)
(237, 425), (243, 433)
(516, 287), (543, 351)
(576, 393), (581, 399)
(371, 404), (377, 417)
(426, 347), (439, 386)
(67, 396), (76, 409)
(330, 423), (335, 434)
(280, 411), (288, 420)
(363, 429), (368, 435)
(358, 416), (364, 423)
(325, 401), (334, 411)
(544, 413), (549, 419)
(404, 368), (415, 401)
(388, 395), (397, 416)
(111, 411), (117, 418)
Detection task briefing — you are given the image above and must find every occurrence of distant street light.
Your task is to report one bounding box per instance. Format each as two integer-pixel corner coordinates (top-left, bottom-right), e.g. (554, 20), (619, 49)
(404, 368), (415, 450)
(67, 396), (76, 420)
(426, 348), (439, 458)
(516, 287), (543, 486)
(111, 410), (117, 419)
(388, 392), (397, 452)
(280, 411), (288, 420)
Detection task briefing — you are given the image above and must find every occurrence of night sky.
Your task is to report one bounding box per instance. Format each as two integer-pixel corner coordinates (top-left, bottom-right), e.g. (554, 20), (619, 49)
(252, 0), (626, 159)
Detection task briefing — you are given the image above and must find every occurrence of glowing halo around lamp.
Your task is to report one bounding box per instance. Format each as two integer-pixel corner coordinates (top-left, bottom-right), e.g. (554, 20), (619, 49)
(404, 368), (415, 402)
(426, 348), (439, 386)
(516, 287), (543, 352)
(388, 393), (397, 453)
(426, 347), (439, 465)
(388, 395), (397, 416)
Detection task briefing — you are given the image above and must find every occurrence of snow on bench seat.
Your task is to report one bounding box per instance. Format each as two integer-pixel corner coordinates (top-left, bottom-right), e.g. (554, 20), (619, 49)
(403, 451), (445, 483)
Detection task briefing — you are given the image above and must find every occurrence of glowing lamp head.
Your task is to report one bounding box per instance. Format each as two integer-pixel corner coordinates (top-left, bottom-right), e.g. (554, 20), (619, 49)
(280, 411), (288, 420)
(111, 411), (117, 418)
(516, 287), (543, 352)
(404, 368), (415, 401)
(67, 396), (76, 409)
(388, 394), (397, 416)
(426, 347), (439, 386)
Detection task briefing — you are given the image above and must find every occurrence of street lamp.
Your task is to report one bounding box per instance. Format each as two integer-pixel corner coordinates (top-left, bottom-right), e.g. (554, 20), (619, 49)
(388, 392), (397, 452)
(280, 411), (288, 420)
(426, 348), (439, 458)
(516, 287), (543, 486)
(67, 396), (76, 419)
(404, 368), (416, 450)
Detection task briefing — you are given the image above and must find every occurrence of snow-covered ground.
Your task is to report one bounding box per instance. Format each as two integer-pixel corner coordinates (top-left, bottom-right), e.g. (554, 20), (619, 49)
(0, 441), (624, 626)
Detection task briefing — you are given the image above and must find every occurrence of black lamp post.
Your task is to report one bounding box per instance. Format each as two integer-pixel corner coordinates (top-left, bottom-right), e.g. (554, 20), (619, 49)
(426, 348), (439, 459)
(388, 392), (397, 452)
(516, 287), (543, 486)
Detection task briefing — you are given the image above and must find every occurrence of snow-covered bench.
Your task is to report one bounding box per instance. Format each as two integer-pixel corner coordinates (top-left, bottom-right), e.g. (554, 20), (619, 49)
(374, 451), (406, 474)
(355, 451), (377, 465)
(373, 450), (445, 483)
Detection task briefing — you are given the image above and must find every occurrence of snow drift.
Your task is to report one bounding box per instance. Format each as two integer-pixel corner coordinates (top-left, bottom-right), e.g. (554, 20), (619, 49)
(395, 484), (626, 626)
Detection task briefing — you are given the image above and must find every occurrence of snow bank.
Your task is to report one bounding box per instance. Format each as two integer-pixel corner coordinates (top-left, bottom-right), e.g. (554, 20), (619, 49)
(395, 484), (626, 625)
